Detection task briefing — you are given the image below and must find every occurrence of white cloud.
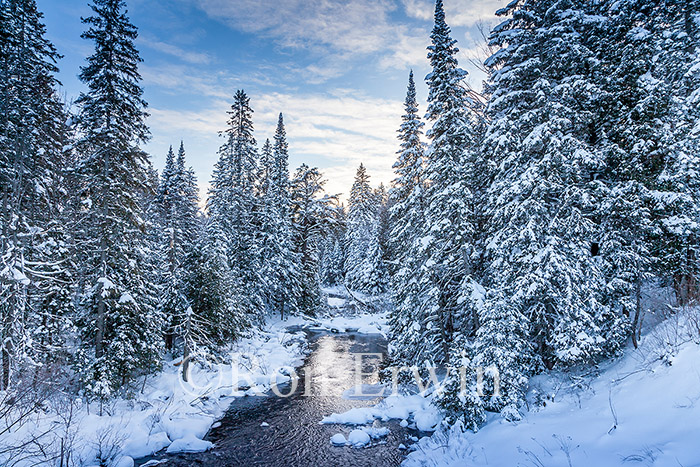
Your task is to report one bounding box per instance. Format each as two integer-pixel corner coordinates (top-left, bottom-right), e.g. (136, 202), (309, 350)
(194, 0), (398, 54)
(402, 0), (504, 26)
(145, 89), (405, 201)
(378, 28), (430, 70)
(191, 0), (433, 76)
(401, 0), (434, 21)
(139, 36), (213, 65)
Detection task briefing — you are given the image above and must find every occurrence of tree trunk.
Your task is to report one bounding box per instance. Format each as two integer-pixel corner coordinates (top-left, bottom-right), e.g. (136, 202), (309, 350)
(182, 315), (192, 382)
(1, 344), (10, 390)
(95, 237), (107, 359)
(165, 226), (177, 351)
(631, 275), (642, 349)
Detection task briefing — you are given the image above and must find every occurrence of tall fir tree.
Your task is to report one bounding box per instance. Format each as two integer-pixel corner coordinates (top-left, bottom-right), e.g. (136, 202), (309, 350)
(477, 0), (626, 423)
(0, 0), (71, 389)
(156, 142), (201, 351)
(156, 145), (181, 350)
(344, 163), (385, 293)
(388, 70), (428, 364)
(268, 114), (301, 317)
(414, 0), (481, 366)
(290, 164), (337, 314)
(644, 0), (700, 306)
(208, 90), (263, 323)
(73, 0), (162, 398)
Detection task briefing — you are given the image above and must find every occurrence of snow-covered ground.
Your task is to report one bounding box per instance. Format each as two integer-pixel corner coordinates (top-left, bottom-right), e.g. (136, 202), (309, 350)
(322, 307), (700, 466)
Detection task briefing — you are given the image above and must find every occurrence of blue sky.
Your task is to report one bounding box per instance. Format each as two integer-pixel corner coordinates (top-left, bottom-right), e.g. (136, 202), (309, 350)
(40, 0), (505, 200)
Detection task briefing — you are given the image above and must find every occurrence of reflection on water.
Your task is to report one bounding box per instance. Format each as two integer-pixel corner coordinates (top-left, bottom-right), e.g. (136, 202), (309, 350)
(137, 332), (413, 467)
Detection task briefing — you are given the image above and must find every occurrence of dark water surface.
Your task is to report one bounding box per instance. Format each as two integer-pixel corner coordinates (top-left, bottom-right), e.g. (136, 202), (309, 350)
(138, 331), (413, 467)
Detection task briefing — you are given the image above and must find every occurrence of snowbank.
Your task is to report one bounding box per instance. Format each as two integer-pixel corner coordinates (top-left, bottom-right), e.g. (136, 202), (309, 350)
(277, 309), (389, 337)
(329, 426), (390, 448)
(318, 308), (700, 466)
(403, 315), (700, 466)
(321, 392), (441, 432)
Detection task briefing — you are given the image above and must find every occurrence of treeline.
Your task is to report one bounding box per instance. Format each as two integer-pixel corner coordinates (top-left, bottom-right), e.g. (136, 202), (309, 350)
(0, 0), (339, 399)
(386, 0), (700, 429)
(317, 163), (391, 296)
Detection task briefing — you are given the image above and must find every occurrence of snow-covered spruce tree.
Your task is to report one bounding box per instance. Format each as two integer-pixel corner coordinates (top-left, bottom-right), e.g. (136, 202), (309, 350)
(583, 0), (661, 348)
(156, 142), (201, 351)
(363, 220), (389, 296)
(257, 138), (273, 199)
(481, 0), (616, 415)
(0, 0), (72, 389)
(257, 137), (275, 308)
(321, 235), (345, 286)
(208, 89), (263, 324)
(290, 164), (337, 314)
(388, 70), (428, 365)
(259, 114), (300, 318)
(156, 145), (181, 350)
(344, 163), (386, 293)
(414, 0), (482, 366)
(643, 0), (700, 306)
(374, 183), (391, 266)
(320, 204), (347, 287)
(73, 0), (162, 398)
(176, 142), (201, 249)
(183, 217), (248, 349)
(584, 0), (698, 346)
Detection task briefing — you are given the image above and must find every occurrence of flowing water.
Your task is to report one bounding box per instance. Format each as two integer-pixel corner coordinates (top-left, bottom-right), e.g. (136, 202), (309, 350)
(137, 330), (415, 466)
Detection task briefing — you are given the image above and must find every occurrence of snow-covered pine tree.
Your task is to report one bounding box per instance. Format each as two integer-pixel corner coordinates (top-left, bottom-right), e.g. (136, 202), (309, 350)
(257, 137), (275, 309)
(389, 70), (425, 268)
(184, 217), (248, 348)
(156, 146), (181, 350)
(258, 138), (273, 199)
(73, 0), (162, 398)
(415, 0), (481, 366)
(644, 0), (700, 306)
(156, 142), (201, 351)
(208, 89), (263, 323)
(290, 164), (337, 314)
(586, 0), (693, 346)
(321, 237), (344, 286)
(0, 0), (71, 389)
(388, 70), (428, 365)
(363, 219), (389, 295)
(482, 0), (614, 411)
(583, 1), (658, 348)
(374, 183), (391, 266)
(259, 114), (300, 318)
(319, 202), (347, 287)
(344, 163), (384, 293)
(176, 142), (201, 248)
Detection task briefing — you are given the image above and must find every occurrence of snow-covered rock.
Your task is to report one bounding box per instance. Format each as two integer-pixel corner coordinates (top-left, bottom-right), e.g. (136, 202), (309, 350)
(363, 427), (390, 439)
(414, 408), (440, 432)
(347, 429), (371, 447)
(166, 435), (213, 454)
(330, 433), (347, 446)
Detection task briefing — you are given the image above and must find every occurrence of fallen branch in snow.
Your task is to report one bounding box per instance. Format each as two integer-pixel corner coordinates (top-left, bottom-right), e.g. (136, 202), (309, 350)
(608, 388), (618, 434)
(610, 368), (653, 384)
